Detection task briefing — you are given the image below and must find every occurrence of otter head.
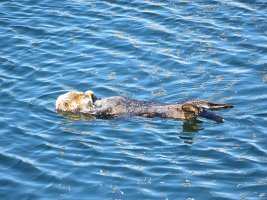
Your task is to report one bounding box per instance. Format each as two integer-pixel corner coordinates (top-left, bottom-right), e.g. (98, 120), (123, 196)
(56, 90), (97, 113)
(181, 104), (201, 119)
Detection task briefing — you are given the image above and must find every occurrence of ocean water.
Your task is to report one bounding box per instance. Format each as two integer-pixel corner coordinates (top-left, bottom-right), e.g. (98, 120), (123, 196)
(0, 0), (267, 199)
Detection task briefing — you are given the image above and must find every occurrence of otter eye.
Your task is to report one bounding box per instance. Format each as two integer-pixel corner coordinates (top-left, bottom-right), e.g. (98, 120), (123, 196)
(64, 102), (69, 107)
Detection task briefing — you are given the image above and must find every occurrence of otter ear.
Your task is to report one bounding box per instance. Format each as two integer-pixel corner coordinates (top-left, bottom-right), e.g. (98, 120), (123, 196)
(182, 104), (200, 119)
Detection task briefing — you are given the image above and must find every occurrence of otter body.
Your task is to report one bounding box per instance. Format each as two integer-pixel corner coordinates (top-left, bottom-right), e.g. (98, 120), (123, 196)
(56, 90), (233, 122)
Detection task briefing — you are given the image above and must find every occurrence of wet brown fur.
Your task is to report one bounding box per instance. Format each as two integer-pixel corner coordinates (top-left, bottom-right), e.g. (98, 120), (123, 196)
(56, 90), (233, 121)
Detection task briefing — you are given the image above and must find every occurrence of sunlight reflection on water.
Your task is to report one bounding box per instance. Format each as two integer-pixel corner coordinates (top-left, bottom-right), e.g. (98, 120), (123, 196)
(0, 0), (267, 199)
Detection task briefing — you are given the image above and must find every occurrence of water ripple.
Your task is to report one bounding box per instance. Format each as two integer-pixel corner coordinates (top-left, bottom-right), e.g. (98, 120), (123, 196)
(1, 0), (267, 199)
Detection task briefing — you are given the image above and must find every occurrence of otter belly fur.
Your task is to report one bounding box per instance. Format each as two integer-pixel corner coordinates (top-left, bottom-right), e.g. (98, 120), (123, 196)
(56, 90), (233, 122)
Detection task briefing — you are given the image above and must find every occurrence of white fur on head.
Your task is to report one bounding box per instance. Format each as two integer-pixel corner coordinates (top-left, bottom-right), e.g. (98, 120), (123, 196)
(56, 90), (96, 113)
(55, 91), (83, 112)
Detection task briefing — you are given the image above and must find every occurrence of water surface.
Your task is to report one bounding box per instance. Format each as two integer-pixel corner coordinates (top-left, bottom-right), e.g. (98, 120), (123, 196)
(1, 0), (267, 199)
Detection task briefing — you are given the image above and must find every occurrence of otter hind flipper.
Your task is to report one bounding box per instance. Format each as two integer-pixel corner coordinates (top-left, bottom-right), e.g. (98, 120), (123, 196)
(205, 102), (233, 110)
(199, 110), (224, 123)
(184, 100), (233, 110)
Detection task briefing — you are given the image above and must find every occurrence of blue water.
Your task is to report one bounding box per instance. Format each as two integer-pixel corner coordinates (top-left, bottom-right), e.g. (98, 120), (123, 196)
(1, 0), (267, 199)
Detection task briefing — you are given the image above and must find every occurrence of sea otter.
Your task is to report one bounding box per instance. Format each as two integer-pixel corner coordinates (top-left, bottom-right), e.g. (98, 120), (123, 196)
(56, 90), (233, 122)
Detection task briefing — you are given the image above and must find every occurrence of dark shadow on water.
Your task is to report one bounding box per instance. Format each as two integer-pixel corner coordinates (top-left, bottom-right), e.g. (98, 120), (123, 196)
(182, 118), (204, 133)
(59, 111), (204, 131)
(58, 111), (96, 121)
(179, 135), (195, 144)
(179, 119), (204, 144)
(58, 112), (214, 144)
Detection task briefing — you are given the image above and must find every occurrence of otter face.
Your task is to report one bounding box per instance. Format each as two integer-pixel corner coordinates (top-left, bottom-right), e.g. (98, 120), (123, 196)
(56, 90), (96, 113)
